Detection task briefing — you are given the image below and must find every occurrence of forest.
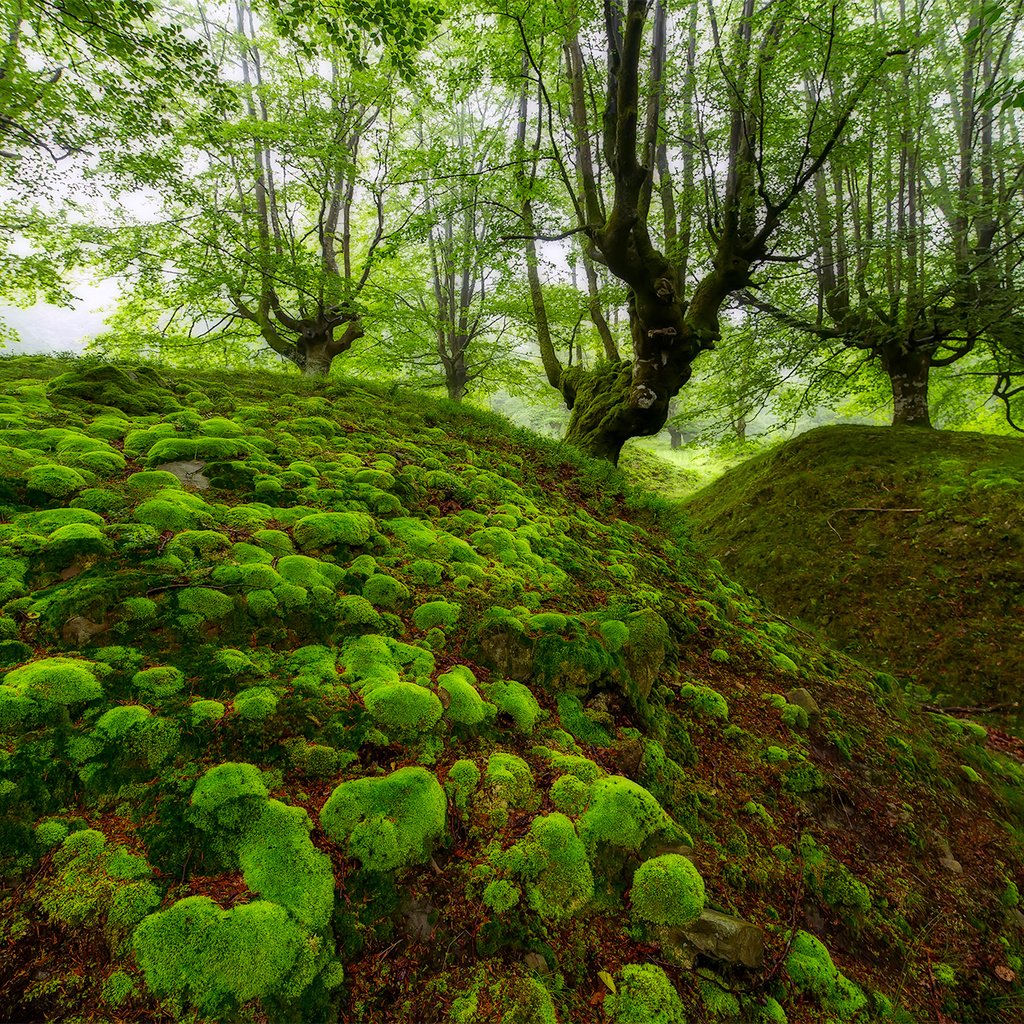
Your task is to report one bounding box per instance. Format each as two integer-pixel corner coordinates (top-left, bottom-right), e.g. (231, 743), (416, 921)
(1, 0), (1024, 1022)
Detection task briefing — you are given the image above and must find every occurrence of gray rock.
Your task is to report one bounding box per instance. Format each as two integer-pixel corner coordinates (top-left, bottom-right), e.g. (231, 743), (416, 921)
(935, 835), (963, 874)
(678, 909), (766, 968)
(154, 459), (211, 490)
(786, 687), (820, 720)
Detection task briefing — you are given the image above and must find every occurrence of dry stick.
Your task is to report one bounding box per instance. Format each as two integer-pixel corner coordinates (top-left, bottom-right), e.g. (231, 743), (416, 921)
(825, 506), (923, 537)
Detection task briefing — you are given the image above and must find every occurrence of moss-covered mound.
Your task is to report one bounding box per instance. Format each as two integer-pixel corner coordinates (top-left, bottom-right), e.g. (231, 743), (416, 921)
(1, 359), (1023, 1024)
(684, 425), (1024, 716)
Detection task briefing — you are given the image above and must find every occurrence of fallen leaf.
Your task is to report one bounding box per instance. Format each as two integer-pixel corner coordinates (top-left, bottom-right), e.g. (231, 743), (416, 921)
(598, 970), (616, 993)
(995, 965), (1016, 982)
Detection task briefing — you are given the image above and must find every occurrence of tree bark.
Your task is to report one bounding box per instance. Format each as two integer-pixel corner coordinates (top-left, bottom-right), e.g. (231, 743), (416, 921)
(881, 345), (932, 427)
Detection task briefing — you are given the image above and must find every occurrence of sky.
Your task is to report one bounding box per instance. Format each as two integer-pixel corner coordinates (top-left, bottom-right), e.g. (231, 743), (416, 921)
(0, 276), (119, 354)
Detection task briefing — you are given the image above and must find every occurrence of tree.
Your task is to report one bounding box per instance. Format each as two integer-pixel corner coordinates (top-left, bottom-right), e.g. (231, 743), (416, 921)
(99, 0), (419, 375)
(512, 0), (895, 462)
(744, 0), (1024, 428)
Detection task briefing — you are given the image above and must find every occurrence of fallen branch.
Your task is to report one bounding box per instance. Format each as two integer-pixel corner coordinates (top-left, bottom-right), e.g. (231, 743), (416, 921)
(825, 506), (923, 536)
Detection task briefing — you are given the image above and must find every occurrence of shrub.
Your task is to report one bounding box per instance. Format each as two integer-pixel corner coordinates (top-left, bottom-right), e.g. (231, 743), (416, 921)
(320, 766), (446, 872)
(631, 854), (705, 927)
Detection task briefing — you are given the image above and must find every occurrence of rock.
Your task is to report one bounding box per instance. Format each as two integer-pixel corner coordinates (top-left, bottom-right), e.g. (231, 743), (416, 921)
(154, 459), (211, 490)
(524, 952), (549, 974)
(62, 615), (109, 646)
(473, 620), (535, 681)
(614, 737), (645, 779)
(402, 899), (435, 942)
(935, 835), (963, 875)
(678, 909), (766, 968)
(786, 687), (820, 721)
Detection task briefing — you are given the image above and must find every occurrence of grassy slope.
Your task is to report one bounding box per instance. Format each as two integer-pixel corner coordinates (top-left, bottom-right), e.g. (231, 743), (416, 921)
(0, 359), (1022, 1024)
(684, 425), (1024, 713)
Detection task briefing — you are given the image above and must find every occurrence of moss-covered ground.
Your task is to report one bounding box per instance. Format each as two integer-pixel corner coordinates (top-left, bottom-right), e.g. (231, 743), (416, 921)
(1, 359), (1023, 1023)
(684, 425), (1024, 719)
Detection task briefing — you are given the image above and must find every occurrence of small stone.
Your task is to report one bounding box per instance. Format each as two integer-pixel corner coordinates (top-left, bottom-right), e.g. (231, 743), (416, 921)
(678, 909), (765, 968)
(935, 835), (963, 875)
(154, 459), (211, 490)
(524, 952), (549, 974)
(62, 615), (108, 645)
(786, 687), (820, 720)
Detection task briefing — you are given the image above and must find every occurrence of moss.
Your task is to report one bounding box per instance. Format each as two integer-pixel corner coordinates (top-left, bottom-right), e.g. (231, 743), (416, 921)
(134, 490), (213, 532)
(24, 463), (89, 497)
(177, 587), (235, 621)
(133, 666), (186, 701)
(363, 681), (443, 734)
(293, 511), (375, 550)
(485, 753), (535, 808)
(1002, 881), (1020, 909)
(288, 743), (341, 778)
(144, 436), (253, 466)
(446, 759), (481, 813)
(336, 595), (382, 632)
(190, 699), (226, 725)
(413, 600), (461, 631)
(631, 853), (705, 927)
(678, 682), (729, 721)
(133, 897), (311, 1015)
(697, 968), (741, 1019)
(550, 773), (590, 817)
(438, 666), (492, 727)
(101, 970), (136, 1007)
(960, 764), (983, 784)
(579, 776), (669, 852)
(499, 975), (558, 1024)
(190, 762), (269, 831)
(166, 529), (231, 561)
(253, 528), (294, 557)
(485, 679), (541, 734)
(710, 648), (730, 663)
(483, 878), (521, 914)
(409, 558), (444, 584)
(512, 812), (594, 920)
(44, 523), (113, 559)
(785, 930), (868, 1020)
(556, 693), (613, 746)
(320, 765), (446, 872)
(35, 819), (69, 849)
(233, 686), (279, 721)
(363, 573), (409, 609)
(236, 800), (334, 929)
(4, 657), (102, 706)
(605, 963), (686, 1024)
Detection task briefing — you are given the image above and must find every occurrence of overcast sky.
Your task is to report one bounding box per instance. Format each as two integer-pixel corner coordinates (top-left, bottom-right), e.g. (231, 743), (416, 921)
(1, 276), (119, 355)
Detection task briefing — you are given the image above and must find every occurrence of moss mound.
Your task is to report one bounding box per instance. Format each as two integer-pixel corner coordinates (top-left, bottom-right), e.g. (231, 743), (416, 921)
(0, 358), (1022, 1024)
(685, 424), (1024, 713)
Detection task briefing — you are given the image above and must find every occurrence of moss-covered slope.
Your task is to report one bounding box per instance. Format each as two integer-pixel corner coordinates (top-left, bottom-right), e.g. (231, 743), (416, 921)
(684, 425), (1024, 715)
(1, 359), (1023, 1024)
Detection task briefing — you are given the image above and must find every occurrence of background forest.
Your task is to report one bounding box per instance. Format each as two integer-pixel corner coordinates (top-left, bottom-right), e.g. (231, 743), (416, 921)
(5, 0), (1024, 461)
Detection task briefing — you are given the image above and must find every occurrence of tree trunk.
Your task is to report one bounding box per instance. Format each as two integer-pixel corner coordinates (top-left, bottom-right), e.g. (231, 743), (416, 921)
(298, 340), (334, 377)
(294, 318), (364, 378)
(881, 346), (932, 427)
(444, 354), (468, 400)
(667, 426), (683, 449)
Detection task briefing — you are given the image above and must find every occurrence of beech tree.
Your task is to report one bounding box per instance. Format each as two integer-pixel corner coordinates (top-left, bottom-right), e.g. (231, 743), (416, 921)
(742, 0), (1024, 428)
(511, 0), (897, 462)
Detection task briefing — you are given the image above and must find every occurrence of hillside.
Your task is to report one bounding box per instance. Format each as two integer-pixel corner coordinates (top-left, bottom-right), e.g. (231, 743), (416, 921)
(684, 425), (1024, 717)
(1, 357), (1023, 1024)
